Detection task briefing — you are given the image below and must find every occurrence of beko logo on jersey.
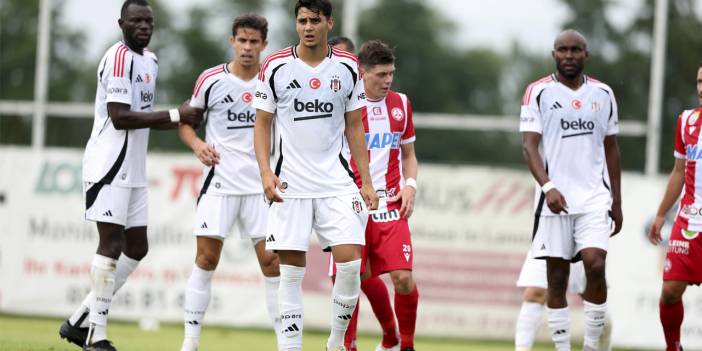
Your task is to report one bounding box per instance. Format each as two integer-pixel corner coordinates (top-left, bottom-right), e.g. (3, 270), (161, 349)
(366, 132), (402, 150)
(293, 98), (334, 121)
(227, 110), (256, 123)
(560, 118), (594, 138)
(140, 91), (154, 103)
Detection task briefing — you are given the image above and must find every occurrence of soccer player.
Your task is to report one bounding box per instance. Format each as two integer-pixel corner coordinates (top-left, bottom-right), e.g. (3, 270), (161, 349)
(329, 36), (355, 53)
(58, 1), (203, 350)
(253, 0), (378, 350)
(177, 14), (283, 351)
(514, 255), (612, 351)
(335, 40), (419, 351)
(519, 29), (622, 351)
(647, 63), (702, 351)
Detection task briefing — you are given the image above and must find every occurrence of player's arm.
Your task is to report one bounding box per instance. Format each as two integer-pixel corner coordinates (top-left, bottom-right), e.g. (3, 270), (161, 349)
(648, 159), (685, 245)
(521, 132), (568, 214)
(604, 135), (623, 236)
(107, 101), (202, 130)
(179, 121), (219, 167)
(396, 142), (417, 218)
(345, 108), (379, 210)
(254, 109), (283, 203)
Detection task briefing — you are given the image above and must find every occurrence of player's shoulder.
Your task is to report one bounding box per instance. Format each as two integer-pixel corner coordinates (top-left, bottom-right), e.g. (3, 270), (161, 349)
(386, 90), (409, 103)
(522, 74), (556, 105)
(680, 107), (702, 121)
(330, 46), (359, 66)
(143, 47), (158, 62)
(259, 47), (294, 74)
(585, 75), (615, 96)
(192, 64), (227, 97)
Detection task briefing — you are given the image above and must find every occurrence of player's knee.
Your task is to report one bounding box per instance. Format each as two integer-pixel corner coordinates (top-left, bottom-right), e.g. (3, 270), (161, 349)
(523, 287), (547, 304)
(391, 270), (414, 294)
(584, 258), (607, 282)
(123, 242), (148, 261)
(97, 238), (123, 259)
(195, 252), (220, 271)
(660, 284), (685, 304)
(260, 255), (280, 277)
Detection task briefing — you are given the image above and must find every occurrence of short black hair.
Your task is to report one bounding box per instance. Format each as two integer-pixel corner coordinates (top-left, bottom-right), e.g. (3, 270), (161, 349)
(121, 0), (150, 19)
(295, 0), (332, 18)
(329, 36), (355, 52)
(358, 40), (395, 69)
(232, 14), (268, 41)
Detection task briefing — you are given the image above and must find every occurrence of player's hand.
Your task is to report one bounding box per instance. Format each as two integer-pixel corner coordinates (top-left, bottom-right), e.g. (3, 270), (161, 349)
(193, 140), (220, 167)
(261, 169), (284, 203)
(609, 202), (623, 237)
(647, 214), (665, 245)
(545, 188), (568, 214)
(178, 101), (204, 127)
(361, 183), (379, 211)
(389, 186), (416, 218)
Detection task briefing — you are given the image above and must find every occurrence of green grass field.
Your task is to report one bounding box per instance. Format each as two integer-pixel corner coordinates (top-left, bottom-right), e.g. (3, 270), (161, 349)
(0, 313), (642, 351)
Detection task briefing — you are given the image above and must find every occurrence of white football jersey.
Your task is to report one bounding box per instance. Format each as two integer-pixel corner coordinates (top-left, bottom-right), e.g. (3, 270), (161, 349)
(83, 42), (158, 187)
(253, 45), (366, 198)
(189, 63), (261, 195)
(520, 74), (619, 216)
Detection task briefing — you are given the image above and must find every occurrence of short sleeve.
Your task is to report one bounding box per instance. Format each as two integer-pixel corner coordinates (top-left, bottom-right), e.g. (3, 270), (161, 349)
(674, 114), (686, 159)
(253, 71), (276, 114)
(104, 50), (133, 106)
(519, 86), (543, 134)
(606, 90), (619, 136)
(346, 77), (366, 112)
(401, 96), (416, 144)
(189, 73), (208, 109)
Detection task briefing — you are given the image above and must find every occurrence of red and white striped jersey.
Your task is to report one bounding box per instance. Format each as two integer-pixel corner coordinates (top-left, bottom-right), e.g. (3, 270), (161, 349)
(673, 108), (702, 231)
(350, 90), (415, 200)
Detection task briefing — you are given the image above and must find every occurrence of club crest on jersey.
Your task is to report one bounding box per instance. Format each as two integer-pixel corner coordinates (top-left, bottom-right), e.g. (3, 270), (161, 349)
(330, 75), (341, 92)
(145, 73), (152, 83)
(309, 78), (321, 90)
(689, 111), (700, 125)
(591, 101), (600, 112)
(571, 99), (582, 110)
(391, 107), (404, 122)
(242, 92), (253, 103)
(372, 107), (382, 115)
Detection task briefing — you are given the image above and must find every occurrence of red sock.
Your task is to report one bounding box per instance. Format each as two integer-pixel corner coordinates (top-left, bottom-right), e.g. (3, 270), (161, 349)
(362, 276), (398, 347)
(395, 285), (419, 349)
(344, 300), (360, 351)
(660, 301), (684, 351)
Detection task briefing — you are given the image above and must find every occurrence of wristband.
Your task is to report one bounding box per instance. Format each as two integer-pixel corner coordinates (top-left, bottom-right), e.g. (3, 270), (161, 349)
(169, 108), (181, 123)
(541, 181), (555, 193)
(405, 178), (417, 190)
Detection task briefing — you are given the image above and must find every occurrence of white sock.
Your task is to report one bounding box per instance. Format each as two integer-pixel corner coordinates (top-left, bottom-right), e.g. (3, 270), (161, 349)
(87, 254), (117, 343)
(72, 254), (140, 328)
(515, 302), (543, 350)
(546, 306), (571, 351)
(264, 276), (284, 345)
(278, 265), (306, 350)
(598, 311), (612, 351)
(327, 259), (361, 349)
(183, 265), (215, 342)
(583, 301), (607, 350)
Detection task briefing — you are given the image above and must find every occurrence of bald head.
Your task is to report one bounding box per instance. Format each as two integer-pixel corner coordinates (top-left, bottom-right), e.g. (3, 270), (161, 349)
(554, 29), (588, 50)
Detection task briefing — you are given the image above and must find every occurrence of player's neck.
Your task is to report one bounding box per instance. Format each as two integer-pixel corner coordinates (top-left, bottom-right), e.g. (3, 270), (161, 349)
(556, 72), (585, 91)
(229, 61), (258, 81)
(365, 90), (386, 102)
(295, 43), (328, 67)
(122, 39), (144, 55)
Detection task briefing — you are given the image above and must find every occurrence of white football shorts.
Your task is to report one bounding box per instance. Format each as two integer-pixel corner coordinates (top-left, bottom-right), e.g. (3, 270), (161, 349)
(531, 211), (611, 261)
(265, 192), (368, 252)
(194, 193), (268, 241)
(516, 250), (586, 294)
(84, 182), (148, 229)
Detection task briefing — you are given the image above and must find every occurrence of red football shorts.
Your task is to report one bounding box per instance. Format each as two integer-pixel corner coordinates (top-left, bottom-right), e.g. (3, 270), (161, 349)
(328, 203), (413, 276)
(663, 221), (702, 285)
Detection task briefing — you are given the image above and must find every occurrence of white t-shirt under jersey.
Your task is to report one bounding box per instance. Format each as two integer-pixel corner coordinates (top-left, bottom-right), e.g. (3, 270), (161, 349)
(189, 63), (262, 195)
(253, 45), (366, 198)
(83, 42), (158, 187)
(520, 74), (619, 216)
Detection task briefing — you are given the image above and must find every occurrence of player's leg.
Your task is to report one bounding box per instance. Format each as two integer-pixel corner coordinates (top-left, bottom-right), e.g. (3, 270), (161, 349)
(575, 211), (612, 351)
(388, 269), (417, 351)
(315, 194), (367, 350)
(545, 258), (570, 351)
(267, 198), (313, 351)
(253, 239), (284, 345)
(660, 280), (687, 351)
(361, 273), (399, 351)
(340, 247), (369, 351)
(181, 236), (223, 351)
(514, 252), (548, 351)
(181, 193), (233, 351)
(515, 287), (547, 351)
